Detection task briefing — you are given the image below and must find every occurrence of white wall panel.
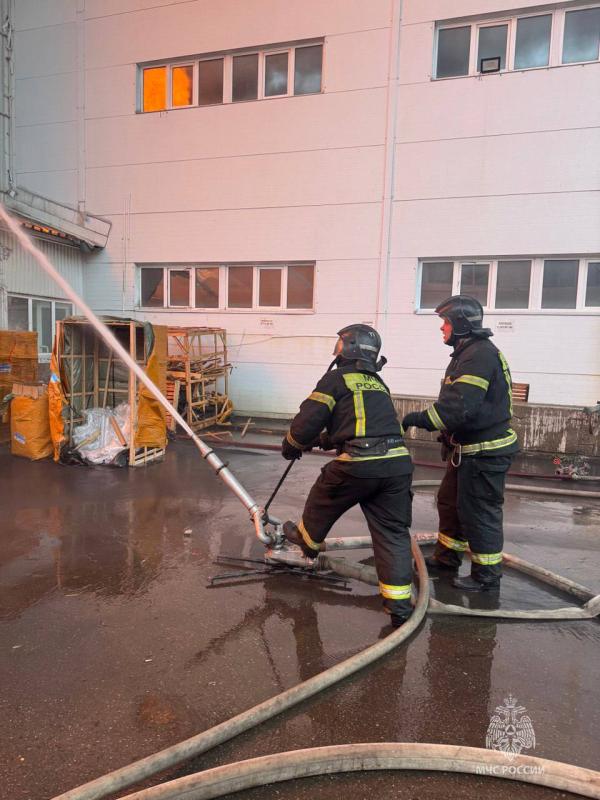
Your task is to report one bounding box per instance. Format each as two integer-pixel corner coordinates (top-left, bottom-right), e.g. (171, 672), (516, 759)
(391, 192), (600, 257)
(397, 20), (435, 86)
(15, 74), (78, 127)
(15, 121), (78, 173)
(395, 128), (600, 199)
(1, 230), (83, 299)
(15, 170), (78, 207)
(325, 28), (390, 93)
(85, 88), (387, 168)
(397, 66), (600, 142)
(127, 203), (382, 263)
(84, 0), (392, 69)
(86, 146), (383, 215)
(86, 65), (136, 120)
(15, 0), (77, 30)
(14, 25), (78, 78)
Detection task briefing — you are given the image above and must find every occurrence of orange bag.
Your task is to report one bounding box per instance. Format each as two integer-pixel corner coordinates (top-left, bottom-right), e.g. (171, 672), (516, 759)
(10, 392), (53, 460)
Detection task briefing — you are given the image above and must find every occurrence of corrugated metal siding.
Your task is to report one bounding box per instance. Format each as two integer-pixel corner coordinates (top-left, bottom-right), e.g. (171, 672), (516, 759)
(0, 228), (84, 299)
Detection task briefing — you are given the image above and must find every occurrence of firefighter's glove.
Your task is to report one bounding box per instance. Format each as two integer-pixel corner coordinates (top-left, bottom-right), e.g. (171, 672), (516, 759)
(319, 431), (334, 451)
(281, 436), (303, 461)
(402, 412), (422, 430)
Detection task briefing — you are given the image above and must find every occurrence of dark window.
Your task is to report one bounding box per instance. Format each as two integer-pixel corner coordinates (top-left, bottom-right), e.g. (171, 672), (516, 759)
(515, 15), (552, 69)
(542, 260), (578, 308)
(169, 270), (190, 306)
(563, 7), (600, 64)
(265, 52), (288, 96)
(420, 262), (453, 308)
(585, 262), (600, 307)
(141, 268), (164, 307)
(198, 58), (224, 105)
(460, 263), (489, 305)
(228, 266), (253, 307)
(258, 269), (282, 306)
(294, 45), (322, 95)
(287, 265), (314, 309)
(496, 261), (531, 309)
(7, 295), (29, 330)
(195, 268), (219, 308)
(478, 24), (508, 71)
(232, 54), (258, 102)
(436, 27), (471, 78)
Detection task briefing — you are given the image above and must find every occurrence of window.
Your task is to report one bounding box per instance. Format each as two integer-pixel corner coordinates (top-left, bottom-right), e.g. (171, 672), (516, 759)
(436, 26), (471, 77)
(542, 260), (578, 308)
(171, 64), (193, 107)
(228, 266), (253, 307)
(195, 268), (219, 308)
(435, 6), (600, 78)
(515, 15), (552, 69)
(496, 261), (531, 309)
(7, 295), (73, 356)
(198, 58), (224, 106)
(460, 263), (489, 305)
(562, 7), (600, 63)
(418, 258), (599, 311)
(294, 44), (323, 94)
(420, 262), (454, 308)
(141, 268), (165, 307)
(287, 264), (314, 309)
(478, 24), (508, 72)
(232, 53), (259, 102)
(139, 41), (322, 112)
(138, 264), (315, 310)
(142, 66), (167, 112)
(169, 270), (190, 306)
(258, 268), (282, 306)
(265, 52), (288, 97)
(586, 262), (600, 306)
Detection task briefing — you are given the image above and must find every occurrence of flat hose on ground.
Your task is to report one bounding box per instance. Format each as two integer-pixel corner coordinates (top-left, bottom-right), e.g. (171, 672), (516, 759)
(50, 542), (430, 800)
(116, 743), (600, 800)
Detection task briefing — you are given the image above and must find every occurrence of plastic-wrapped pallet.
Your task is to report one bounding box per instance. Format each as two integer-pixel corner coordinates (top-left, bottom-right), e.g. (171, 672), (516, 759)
(72, 404), (131, 465)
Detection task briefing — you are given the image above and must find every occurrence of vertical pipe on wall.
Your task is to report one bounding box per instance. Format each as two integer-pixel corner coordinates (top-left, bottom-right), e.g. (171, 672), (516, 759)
(375, 0), (403, 345)
(76, 0), (86, 215)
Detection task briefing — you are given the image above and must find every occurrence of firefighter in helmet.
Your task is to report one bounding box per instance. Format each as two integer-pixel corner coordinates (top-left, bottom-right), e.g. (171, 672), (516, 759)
(402, 295), (518, 591)
(281, 324), (414, 629)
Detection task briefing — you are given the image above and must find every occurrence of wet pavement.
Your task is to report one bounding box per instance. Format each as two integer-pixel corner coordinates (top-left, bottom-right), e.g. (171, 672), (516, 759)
(0, 438), (599, 800)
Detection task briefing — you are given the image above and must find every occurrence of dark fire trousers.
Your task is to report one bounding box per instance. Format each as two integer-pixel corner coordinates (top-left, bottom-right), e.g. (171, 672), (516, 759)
(299, 461), (413, 619)
(433, 454), (512, 582)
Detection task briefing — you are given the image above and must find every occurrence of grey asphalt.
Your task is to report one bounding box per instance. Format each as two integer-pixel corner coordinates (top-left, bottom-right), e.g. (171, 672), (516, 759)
(0, 439), (598, 800)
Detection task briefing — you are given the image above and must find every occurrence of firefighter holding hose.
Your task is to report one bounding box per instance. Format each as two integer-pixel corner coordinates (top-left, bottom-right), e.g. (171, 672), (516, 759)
(281, 324), (414, 629)
(402, 295), (519, 592)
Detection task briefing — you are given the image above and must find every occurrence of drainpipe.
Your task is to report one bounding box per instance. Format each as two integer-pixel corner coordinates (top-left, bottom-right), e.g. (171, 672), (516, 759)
(375, 0), (403, 343)
(0, 0), (15, 197)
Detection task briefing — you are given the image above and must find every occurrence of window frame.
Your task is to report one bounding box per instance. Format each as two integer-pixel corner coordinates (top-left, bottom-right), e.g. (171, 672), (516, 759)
(6, 293), (74, 359)
(416, 257), (600, 313)
(137, 264), (315, 312)
(434, 4), (600, 79)
(138, 40), (323, 113)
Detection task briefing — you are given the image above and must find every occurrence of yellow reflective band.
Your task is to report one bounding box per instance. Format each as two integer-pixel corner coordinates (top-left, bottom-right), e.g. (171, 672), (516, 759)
(461, 429), (517, 454)
(299, 520), (321, 552)
(308, 391), (336, 412)
(354, 390), (366, 437)
(453, 374), (490, 391)
(498, 351), (513, 416)
(335, 446), (409, 462)
(471, 552), (503, 565)
(438, 532), (468, 552)
(426, 404), (446, 431)
(379, 581), (412, 600)
(286, 431), (305, 450)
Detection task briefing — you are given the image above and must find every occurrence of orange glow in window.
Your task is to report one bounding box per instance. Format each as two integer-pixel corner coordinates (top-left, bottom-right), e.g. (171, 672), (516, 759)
(143, 66), (166, 112)
(172, 65), (193, 107)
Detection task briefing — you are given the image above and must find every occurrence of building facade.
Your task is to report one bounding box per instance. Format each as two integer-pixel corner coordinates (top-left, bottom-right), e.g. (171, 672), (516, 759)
(5, 0), (600, 410)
